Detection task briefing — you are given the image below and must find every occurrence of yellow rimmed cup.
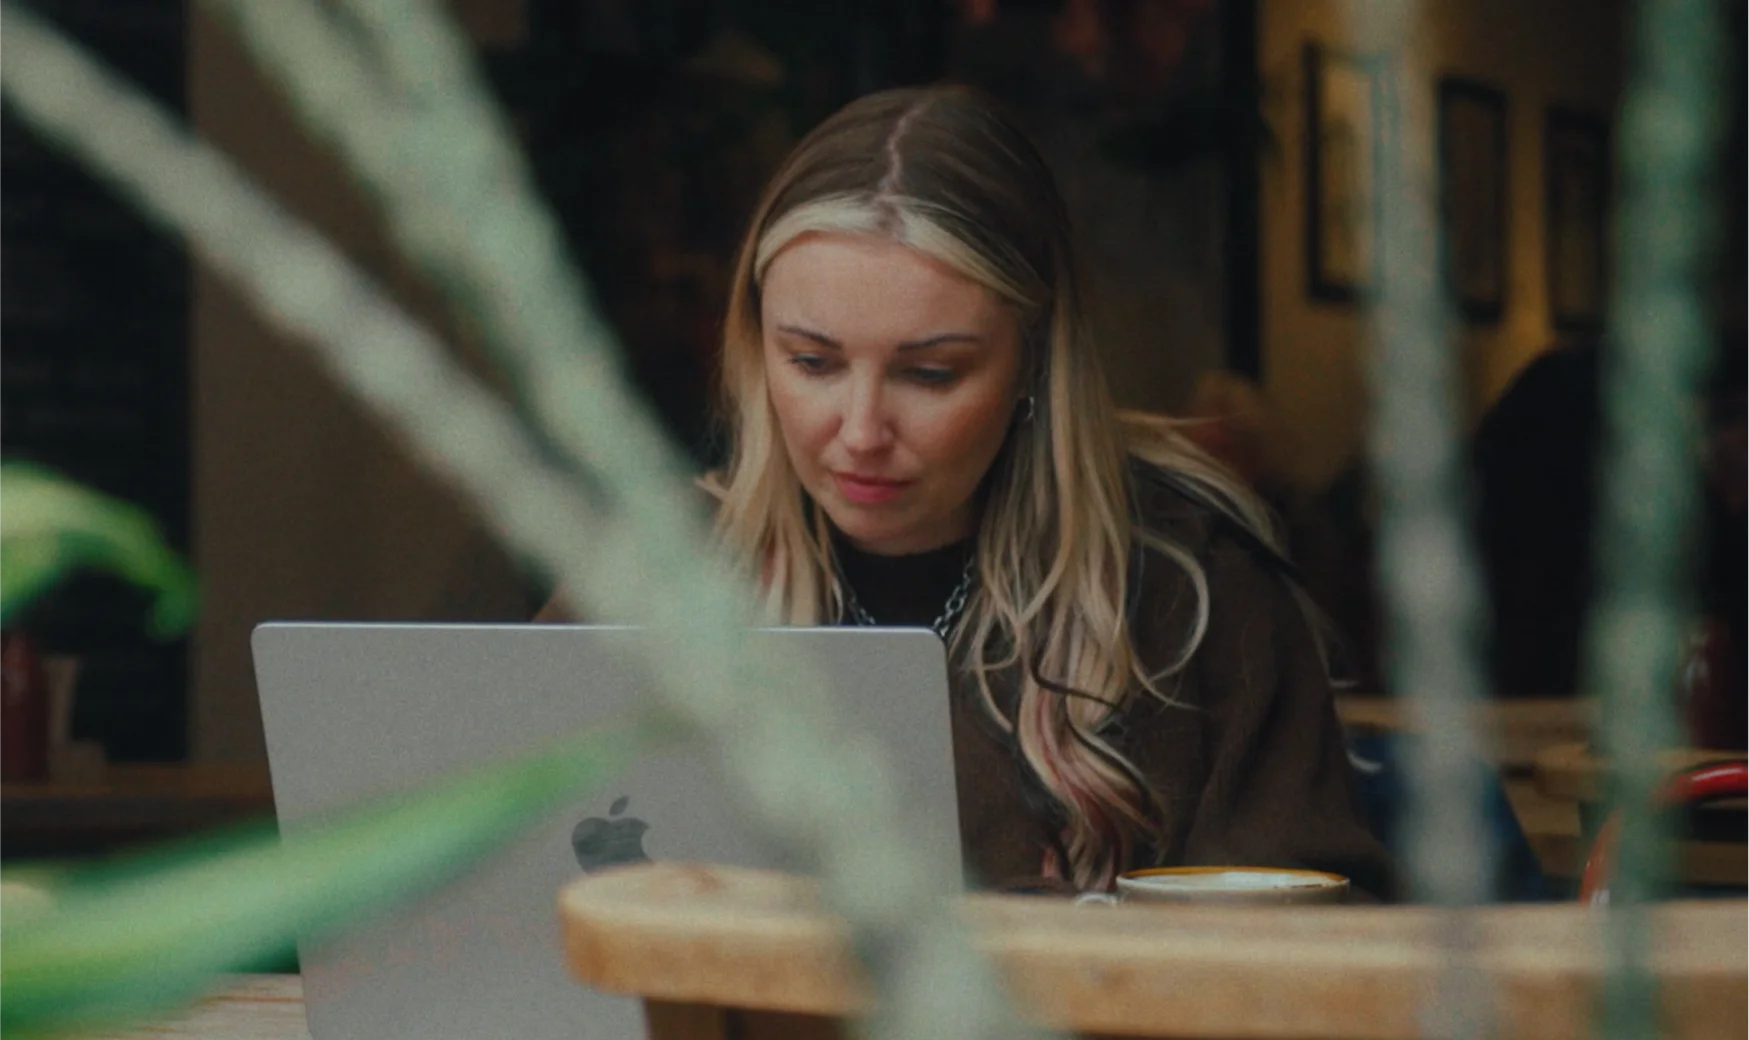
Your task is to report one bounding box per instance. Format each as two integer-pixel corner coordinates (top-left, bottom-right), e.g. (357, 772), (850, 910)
(1114, 866), (1351, 905)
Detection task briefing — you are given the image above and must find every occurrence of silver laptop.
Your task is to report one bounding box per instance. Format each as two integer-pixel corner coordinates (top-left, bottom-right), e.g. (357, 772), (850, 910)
(253, 623), (962, 1040)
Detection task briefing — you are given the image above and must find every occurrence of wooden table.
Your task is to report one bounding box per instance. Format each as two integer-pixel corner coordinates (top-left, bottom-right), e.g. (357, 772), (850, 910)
(1532, 742), (1745, 804)
(1335, 696), (1594, 771)
(71, 975), (307, 1040)
(1532, 742), (1746, 889)
(1, 763), (276, 860)
(1501, 776), (1587, 880)
(561, 861), (1748, 1040)
(1334, 695), (1598, 881)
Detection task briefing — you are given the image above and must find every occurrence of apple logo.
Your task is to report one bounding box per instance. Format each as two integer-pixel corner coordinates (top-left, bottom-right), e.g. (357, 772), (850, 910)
(571, 795), (651, 871)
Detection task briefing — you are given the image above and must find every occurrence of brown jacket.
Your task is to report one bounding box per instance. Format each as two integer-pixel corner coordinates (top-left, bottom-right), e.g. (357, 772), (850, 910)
(951, 471), (1396, 898)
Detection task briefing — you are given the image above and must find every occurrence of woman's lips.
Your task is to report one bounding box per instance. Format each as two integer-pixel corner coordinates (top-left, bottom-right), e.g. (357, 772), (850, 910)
(833, 472), (911, 505)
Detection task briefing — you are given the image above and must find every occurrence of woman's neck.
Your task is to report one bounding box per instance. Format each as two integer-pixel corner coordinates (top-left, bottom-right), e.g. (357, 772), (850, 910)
(829, 523), (974, 628)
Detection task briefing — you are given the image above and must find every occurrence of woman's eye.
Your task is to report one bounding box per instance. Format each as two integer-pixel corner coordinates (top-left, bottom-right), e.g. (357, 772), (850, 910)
(905, 367), (957, 387)
(788, 354), (832, 375)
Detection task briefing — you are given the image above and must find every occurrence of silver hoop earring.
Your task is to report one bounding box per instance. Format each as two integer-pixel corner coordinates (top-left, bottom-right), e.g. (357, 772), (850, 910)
(1019, 395), (1036, 422)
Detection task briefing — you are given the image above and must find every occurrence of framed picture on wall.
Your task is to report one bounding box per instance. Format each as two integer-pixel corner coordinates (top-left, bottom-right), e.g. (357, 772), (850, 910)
(1305, 42), (1385, 302)
(1437, 77), (1508, 322)
(1545, 108), (1610, 334)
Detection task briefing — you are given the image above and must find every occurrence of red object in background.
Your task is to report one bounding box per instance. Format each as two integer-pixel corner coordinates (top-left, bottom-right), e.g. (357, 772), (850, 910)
(1678, 617), (1744, 751)
(1, 631), (50, 782)
(1579, 760), (1749, 904)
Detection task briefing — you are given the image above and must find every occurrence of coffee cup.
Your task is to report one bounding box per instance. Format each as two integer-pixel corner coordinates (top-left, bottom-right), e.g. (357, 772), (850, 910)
(1113, 866), (1350, 905)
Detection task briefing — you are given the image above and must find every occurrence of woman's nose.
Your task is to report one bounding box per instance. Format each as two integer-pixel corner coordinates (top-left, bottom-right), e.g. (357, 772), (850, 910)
(839, 376), (894, 453)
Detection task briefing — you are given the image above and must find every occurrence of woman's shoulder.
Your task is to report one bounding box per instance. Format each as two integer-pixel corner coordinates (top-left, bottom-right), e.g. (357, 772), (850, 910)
(1127, 456), (1249, 559)
(1125, 454), (1308, 609)
(1126, 453), (1353, 684)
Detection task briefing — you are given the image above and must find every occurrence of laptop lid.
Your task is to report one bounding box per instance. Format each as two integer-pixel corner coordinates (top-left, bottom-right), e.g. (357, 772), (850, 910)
(253, 622), (960, 1040)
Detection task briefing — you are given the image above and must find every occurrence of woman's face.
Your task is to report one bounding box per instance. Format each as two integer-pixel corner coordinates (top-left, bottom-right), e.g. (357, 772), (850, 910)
(760, 232), (1024, 555)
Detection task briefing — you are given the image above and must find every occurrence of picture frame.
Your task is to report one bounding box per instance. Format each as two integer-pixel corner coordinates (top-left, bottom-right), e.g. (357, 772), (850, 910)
(1437, 76), (1509, 322)
(1545, 107), (1610, 334)
(1305, 42), (1385, 302)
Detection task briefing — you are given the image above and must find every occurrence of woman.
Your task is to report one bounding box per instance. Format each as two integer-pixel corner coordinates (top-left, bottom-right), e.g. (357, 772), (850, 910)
(547, 85), (1395, 898)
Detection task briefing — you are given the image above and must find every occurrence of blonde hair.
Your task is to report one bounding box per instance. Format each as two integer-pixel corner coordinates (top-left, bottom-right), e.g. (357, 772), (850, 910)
(710, 86), (1283, 890)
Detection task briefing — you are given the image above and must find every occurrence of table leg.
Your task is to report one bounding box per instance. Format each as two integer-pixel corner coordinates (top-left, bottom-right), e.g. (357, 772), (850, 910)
(730, 1010), (843, 1039)
(644, 1000), (728, 1040)
(642, 1002), (845, 1040)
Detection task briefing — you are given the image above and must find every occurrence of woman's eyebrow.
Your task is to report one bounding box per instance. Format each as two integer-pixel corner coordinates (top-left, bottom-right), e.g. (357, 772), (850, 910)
(774, 324), (984, 351)
(774, 324), (841, 348)
(897, 332), (984, 351)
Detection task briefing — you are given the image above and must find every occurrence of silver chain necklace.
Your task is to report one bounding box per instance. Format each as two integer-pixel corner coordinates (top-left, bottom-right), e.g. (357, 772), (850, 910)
(841, 555), (977, 640)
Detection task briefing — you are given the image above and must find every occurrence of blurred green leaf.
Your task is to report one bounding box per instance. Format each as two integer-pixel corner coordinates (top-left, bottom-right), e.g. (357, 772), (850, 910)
(0, 719), (656, 1039)
(0, 463), (198, 637)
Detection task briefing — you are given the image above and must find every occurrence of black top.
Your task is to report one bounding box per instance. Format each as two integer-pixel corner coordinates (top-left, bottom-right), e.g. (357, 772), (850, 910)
(829, 527), (974, 629)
